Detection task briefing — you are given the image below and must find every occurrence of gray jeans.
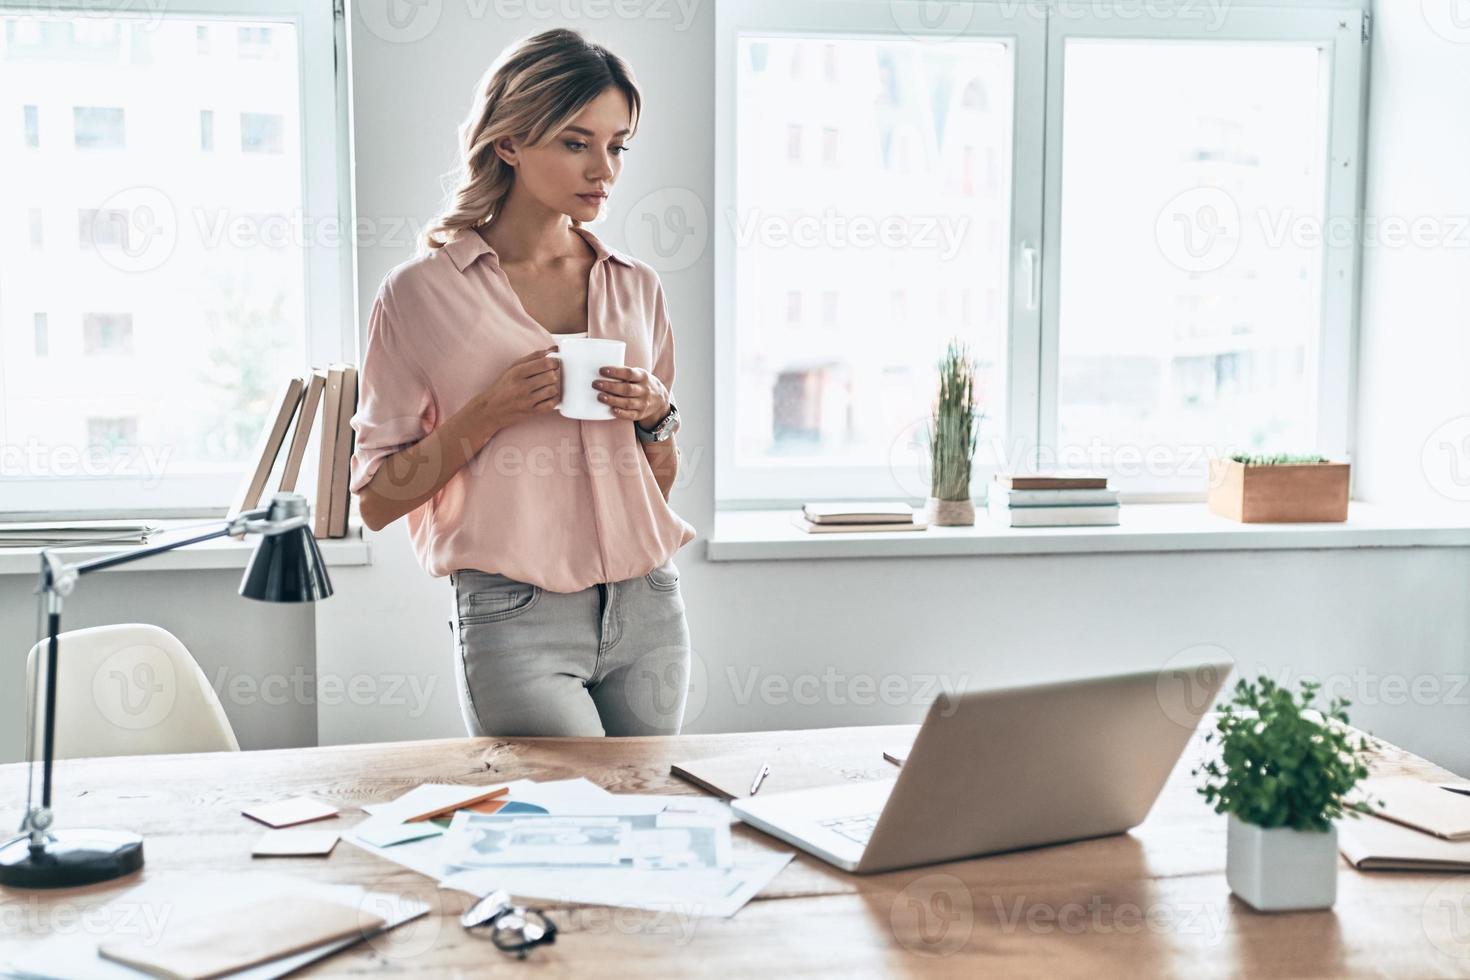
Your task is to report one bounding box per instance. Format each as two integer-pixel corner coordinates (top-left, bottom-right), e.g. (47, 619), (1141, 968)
(448, 559), (691, 737)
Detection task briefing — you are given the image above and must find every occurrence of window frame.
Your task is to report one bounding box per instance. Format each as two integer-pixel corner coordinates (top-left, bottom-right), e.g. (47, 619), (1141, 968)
(715, 0), (1368, 507)
(0, 0), (354, 520)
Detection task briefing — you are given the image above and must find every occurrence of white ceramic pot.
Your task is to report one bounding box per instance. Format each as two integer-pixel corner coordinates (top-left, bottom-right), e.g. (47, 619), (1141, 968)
(925, 497), (975, 526)
(1226, 814), (1338, 912)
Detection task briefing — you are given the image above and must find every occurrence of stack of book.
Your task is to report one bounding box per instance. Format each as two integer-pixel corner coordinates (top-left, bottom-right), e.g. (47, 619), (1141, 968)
(793, 501), (929, 534)
(987, 474), (1120, 528)
(0, 521), (158, 548)
(228, 363), (359, 539)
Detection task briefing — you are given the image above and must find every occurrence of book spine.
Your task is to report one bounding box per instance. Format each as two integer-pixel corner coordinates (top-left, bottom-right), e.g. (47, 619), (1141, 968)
(328, 365), (358, 537)
(1001, 489), (1120, 507)
(314, 366), (345, 539)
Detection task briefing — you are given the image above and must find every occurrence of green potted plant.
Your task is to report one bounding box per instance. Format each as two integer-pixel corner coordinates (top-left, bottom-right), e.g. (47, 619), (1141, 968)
(925, 338), (981, 526)
(1207, 453), (1350, 523)
(1194, 675), (1379, 912)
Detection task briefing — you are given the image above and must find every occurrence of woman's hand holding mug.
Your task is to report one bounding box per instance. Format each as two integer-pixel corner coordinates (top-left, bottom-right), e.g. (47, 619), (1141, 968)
(479, 346), (562, 434)
(481, 340), (667, 433)
(592, 366), (669, 427)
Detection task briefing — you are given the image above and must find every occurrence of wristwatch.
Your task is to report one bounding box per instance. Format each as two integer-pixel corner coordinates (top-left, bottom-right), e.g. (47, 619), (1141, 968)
(635, 402), (680, 443)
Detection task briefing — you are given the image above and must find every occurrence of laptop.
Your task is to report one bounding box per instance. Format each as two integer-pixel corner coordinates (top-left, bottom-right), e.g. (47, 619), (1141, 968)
(731, 661), (1231, 874)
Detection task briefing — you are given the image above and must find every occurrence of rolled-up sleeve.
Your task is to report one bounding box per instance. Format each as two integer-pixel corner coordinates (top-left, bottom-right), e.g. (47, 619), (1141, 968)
(348, 280), (436, 495)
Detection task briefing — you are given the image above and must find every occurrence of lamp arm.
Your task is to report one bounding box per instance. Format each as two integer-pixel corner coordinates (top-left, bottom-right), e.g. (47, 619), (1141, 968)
(22, 502), (294, 847)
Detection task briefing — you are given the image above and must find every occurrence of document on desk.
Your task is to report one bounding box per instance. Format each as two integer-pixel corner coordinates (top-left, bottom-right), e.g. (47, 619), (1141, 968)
(438, 806), (789, 918)
(343, 777), (783, 917)
(440, 852), (794, 919)
(441, 811), (734, 871)
(344, 778), (729, 878)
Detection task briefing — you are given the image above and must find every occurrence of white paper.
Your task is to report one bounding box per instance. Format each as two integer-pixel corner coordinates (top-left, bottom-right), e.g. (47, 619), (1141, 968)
(610, 795), (737, 825)
(343, 779), (773, 919)
(440, 852), (794, 918)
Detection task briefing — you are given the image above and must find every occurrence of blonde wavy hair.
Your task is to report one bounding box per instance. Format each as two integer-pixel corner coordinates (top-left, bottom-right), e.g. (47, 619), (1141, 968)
(421, 28), (642, 255)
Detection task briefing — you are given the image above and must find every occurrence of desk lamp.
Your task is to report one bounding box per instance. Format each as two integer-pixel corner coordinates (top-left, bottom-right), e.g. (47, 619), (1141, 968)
(0, 491), (332, 888)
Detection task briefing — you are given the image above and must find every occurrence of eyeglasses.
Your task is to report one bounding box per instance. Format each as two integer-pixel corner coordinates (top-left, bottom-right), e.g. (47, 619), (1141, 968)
(460, 889), (558, 959)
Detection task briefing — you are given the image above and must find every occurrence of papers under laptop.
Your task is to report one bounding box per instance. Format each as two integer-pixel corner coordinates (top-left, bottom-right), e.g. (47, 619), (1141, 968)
(732, 662), (1232, 874)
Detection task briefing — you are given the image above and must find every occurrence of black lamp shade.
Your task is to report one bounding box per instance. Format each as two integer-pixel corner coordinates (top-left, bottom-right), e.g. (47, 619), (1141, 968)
(240, 525), (333, 602)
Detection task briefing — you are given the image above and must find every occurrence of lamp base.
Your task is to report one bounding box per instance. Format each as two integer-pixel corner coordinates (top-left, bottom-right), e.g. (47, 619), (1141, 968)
(0, 830), (143, 889)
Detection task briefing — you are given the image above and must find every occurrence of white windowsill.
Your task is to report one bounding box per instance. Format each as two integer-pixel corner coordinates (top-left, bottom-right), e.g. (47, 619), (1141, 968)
(707, 503), (1470, 561)
(0, 519), (371, 576)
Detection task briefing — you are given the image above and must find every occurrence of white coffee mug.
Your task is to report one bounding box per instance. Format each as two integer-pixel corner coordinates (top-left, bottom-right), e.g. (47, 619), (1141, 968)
(547, 337), (626, 420)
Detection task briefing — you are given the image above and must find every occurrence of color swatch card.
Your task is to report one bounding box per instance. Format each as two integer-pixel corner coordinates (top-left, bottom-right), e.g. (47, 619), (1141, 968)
(252, 830), (340, 857)
(352, 820), (445, 848)
(242, 797), (339, 829)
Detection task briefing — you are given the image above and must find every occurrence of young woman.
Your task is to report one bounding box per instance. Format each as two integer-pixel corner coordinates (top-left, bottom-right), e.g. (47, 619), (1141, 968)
(348, 29), (695, 738)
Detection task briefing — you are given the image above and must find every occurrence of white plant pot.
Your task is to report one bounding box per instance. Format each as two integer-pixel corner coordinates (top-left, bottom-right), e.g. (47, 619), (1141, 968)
(1226, 814), (1338, 912)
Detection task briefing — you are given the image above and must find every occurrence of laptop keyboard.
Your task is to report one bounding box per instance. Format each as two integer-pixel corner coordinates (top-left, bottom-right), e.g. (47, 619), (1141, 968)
(820, 812), (879, 846)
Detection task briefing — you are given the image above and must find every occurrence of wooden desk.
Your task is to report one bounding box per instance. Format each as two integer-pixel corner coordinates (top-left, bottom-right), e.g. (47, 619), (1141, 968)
(1, 725), (1466, 978)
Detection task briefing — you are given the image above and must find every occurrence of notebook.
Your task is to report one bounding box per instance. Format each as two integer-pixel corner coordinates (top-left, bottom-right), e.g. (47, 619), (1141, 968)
(327, 364), (359, 538)
(792, 515), (929, 534)
(278, 369), (327, 493)
(671, 755), (873, 801)
(314, 365), (345, 539)
(993, 473), (1108, 490)
(228, 376), (306, 534)
(5, 874), (429, 980)
(1340, 813), (1470, 871)
(98, 894), (380, 979)
(802, 501), (916, 524)
(1359, 775), (1470, 840)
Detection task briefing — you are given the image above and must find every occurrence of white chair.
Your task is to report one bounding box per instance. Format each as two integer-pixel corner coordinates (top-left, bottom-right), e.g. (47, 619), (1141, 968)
(25, 623), (240, 759)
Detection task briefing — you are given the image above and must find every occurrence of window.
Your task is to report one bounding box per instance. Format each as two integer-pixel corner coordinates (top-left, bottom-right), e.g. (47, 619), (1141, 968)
(1, 2), (350, 516)
(719, 2), (1036, 502)
(240, 111), (284, 153)
(87, 417), (139, 453)
(237, 25), (274, 59)
(22, 104), (38, 146)
(83, 313), (135, 356)
(77, 208), (130, 250)
(73, 106), (125, 149)
(716, 1), (1364, 503)
(1055, 40), (1327, 472)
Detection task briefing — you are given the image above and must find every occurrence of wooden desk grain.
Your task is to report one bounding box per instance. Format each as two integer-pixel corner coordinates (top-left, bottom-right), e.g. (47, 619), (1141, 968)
(1, 726), (1466, 978)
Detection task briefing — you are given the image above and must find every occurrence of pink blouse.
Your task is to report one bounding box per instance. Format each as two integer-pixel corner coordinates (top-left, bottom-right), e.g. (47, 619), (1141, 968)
(348, 223), (696, 593)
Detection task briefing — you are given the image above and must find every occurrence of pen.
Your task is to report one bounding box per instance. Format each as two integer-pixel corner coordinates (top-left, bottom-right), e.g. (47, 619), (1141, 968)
(749, 763), (771, 796)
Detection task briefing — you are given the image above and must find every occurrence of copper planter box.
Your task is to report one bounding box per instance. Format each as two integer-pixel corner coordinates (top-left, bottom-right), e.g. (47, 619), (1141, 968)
(1207, 459), (1350, 523)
